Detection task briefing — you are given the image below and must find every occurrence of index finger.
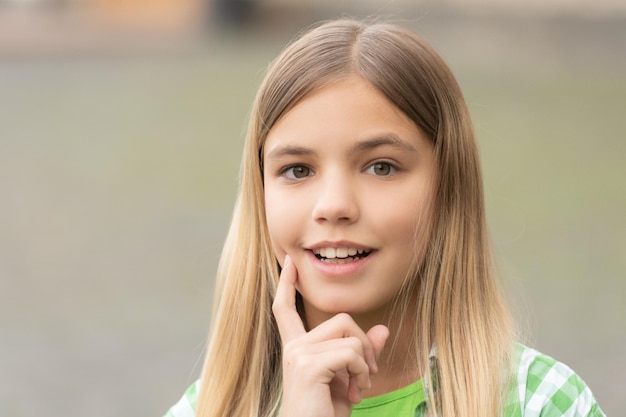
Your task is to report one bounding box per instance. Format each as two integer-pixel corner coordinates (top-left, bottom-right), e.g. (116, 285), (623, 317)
(272, 255), (307, 343)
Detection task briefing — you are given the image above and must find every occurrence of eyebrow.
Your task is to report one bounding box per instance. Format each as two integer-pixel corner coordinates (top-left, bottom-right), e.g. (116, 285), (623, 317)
(350, 135), (418, 153)
(265, 145), (317, 161)
(265, 134), (418, 161)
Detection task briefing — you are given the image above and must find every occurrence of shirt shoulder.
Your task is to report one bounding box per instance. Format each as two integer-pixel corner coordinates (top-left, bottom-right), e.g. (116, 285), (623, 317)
(164, 380), (201, 417)
(509, 345), (605, 417)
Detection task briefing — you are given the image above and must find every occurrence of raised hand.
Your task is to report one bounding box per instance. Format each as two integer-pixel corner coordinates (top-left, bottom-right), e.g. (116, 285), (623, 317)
(272, 255), (389, 417)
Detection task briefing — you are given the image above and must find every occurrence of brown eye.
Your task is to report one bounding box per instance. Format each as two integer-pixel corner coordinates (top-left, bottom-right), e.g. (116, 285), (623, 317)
(285, 165), (311, 179)
(370, 162), (393, 176)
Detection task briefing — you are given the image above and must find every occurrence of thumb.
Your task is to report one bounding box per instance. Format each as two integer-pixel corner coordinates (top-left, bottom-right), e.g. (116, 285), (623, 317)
(366, 324), (389, 374)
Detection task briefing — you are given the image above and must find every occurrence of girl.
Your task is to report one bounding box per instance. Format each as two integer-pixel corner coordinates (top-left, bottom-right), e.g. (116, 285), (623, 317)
(165, 19), (604, 417)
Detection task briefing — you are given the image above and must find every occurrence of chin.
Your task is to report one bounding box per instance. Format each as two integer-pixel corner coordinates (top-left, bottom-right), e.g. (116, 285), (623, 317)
(302, 297), (353, 314)
(304, 296), (384, 317)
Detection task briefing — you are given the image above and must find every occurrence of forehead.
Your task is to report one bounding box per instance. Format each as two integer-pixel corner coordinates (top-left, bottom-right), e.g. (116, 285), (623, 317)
(264, 76), (428, 154)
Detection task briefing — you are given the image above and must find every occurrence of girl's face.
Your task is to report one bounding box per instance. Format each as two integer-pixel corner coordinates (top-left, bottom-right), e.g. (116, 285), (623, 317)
(263, 76), (436, 327)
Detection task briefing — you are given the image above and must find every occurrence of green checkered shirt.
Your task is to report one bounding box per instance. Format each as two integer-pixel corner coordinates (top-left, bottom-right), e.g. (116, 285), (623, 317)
(164, 344), (604, 417)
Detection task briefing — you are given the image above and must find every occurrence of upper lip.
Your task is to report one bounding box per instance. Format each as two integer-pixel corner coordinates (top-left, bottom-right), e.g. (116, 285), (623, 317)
(306, 241), (374, 251)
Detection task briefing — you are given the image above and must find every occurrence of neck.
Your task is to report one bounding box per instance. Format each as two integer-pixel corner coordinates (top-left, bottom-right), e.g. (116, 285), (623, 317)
(364, 309), (422, 397)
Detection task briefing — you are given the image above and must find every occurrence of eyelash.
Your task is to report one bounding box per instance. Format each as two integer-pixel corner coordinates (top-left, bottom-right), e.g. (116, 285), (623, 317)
(280, 164), (313, 180)
(365, 161), (398, 176)
(278, 160), (399, 181)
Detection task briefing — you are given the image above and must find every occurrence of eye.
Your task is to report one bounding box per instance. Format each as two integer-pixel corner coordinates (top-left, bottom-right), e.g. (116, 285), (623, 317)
(366, 162), (395, 176)
(283, 165), (312, 179)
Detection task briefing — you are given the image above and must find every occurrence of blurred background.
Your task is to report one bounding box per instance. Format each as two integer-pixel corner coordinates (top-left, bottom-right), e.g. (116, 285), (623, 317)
(0, 0), (624, 416)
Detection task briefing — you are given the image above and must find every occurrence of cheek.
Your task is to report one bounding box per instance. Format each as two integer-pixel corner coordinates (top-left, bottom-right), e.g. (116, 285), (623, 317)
(264, 188), (300, 257)
(388, 207), (421, 243)
(376, 190), (432, 248)
(385, 186), (429, 223)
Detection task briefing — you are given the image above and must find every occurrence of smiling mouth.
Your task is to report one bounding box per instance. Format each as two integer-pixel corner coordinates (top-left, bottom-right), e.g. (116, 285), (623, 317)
(312, 247), (372, 264)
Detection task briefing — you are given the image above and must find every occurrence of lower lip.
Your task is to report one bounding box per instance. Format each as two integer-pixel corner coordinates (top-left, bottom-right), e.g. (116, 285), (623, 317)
(306, 250), (375, 277)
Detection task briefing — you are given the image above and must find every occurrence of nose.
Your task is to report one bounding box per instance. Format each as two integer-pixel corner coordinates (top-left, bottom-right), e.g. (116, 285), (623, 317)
(311, 173), (359, 224)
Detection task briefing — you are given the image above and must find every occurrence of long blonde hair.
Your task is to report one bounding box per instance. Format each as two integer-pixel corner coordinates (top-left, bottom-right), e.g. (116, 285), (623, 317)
(195, 19), (515, 417)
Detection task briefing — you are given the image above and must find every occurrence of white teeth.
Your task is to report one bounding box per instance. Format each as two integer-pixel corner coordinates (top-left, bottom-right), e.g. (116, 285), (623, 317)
(322, 257), (353, 264)
(313, 247), (371, 260)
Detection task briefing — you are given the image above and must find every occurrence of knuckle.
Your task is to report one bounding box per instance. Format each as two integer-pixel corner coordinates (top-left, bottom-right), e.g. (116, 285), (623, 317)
(337, 346), (358, 361)
(335, 312), (354, 328)
(336, 312), (351, 322)
(271, 301), (280, 314)
(345, 336), (363, 350)
(272, 301), (287, 317)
